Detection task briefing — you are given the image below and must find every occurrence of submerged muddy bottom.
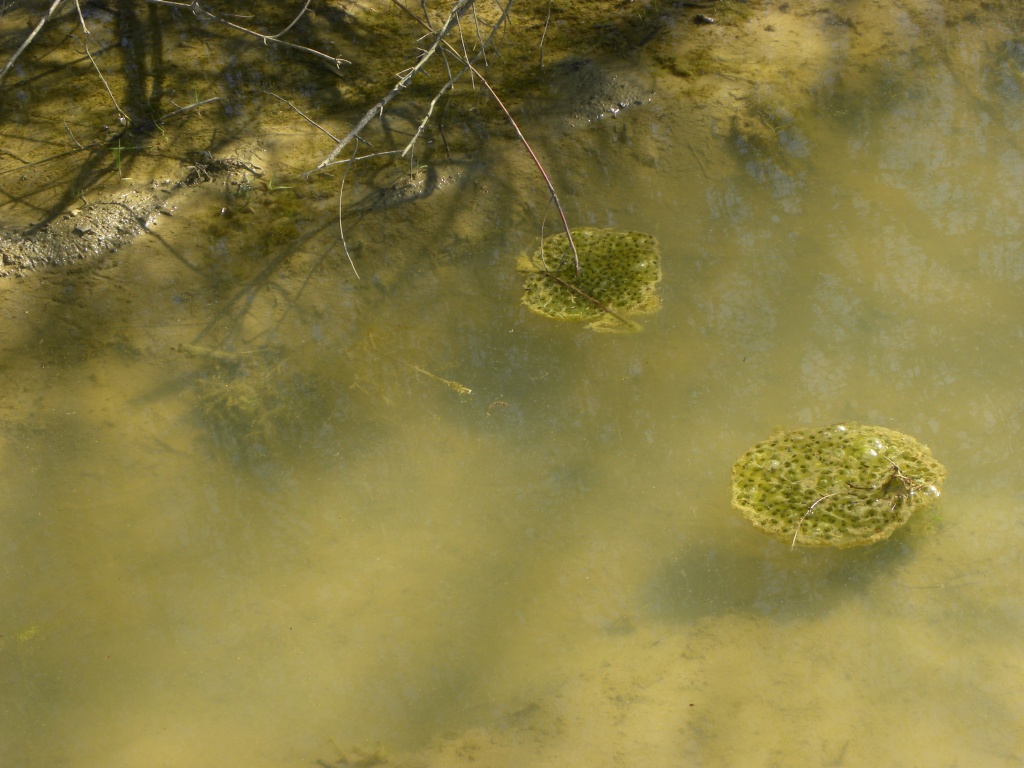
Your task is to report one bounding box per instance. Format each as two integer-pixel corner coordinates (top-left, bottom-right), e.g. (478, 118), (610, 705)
(1, 1), (1023, 766)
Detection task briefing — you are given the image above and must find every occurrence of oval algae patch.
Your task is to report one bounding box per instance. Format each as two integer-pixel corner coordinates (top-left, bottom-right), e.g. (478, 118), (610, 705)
(731, 423), (946, 549)
(518, 228), (661, 332)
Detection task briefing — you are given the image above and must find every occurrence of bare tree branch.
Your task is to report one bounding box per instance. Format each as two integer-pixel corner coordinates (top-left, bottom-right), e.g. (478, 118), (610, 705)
(0, 0), (66, 86)
(394, 0), (515, 158)
(142, 0), (348, 67)
(317, 0), (577, 271)
(316, 0), (475, 170)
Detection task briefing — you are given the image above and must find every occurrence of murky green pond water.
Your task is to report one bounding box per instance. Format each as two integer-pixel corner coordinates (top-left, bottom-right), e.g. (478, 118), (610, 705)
(2, 3), (1023, 767)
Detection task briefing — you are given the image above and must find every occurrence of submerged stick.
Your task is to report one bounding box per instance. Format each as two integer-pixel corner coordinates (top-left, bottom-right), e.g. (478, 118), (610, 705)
(73, 0), (90, 34)
(791, 493), (839, 550)
(0, 97), (220, 177)
(153, 95), (220, 123)
(539, 0), (552, 67)
(403, 361), (472, 395)
(263, 90), (339, 142)
(532, 268), (639, 331)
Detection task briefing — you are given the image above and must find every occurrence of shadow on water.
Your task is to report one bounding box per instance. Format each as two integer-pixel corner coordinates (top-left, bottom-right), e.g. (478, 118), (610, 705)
(3, 0), (1024, 765)
(646, 530), (916, 622)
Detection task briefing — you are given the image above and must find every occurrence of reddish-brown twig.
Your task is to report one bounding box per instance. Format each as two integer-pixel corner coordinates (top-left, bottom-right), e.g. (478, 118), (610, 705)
(458, 58), (579, 274)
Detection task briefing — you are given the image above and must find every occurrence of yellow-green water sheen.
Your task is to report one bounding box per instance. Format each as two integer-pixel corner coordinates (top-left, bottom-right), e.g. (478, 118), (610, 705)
(2, 3), (1023, 768)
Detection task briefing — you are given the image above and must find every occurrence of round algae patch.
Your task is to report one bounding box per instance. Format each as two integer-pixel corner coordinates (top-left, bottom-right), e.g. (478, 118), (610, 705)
(731, 423), (946, 549)
(518, 228), (661, 331)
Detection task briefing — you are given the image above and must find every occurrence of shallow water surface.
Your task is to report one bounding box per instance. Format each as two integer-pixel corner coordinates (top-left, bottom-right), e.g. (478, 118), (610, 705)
(1, 2), (1023, 767)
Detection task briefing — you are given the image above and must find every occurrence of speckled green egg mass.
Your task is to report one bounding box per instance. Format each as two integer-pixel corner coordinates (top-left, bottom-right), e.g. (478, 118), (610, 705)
(517, 228), (661, 331)
(731, 423), (946, 548)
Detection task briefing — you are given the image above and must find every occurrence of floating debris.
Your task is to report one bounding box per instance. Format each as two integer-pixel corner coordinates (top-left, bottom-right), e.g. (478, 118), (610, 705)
(518, 228), (661, 332)
(731, 423), (946, 548)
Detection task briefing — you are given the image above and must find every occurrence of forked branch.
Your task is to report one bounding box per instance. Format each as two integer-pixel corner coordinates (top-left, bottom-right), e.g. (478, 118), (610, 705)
(0, 0), (67, 86)
(316, 0), (475, 169)
(141, 0), (347, 67)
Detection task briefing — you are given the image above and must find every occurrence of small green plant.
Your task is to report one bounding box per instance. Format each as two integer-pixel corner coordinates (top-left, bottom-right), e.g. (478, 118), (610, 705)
(110, 138), (138, 179)
(150, 115), (167, 138)
(264, 174), (293, 192)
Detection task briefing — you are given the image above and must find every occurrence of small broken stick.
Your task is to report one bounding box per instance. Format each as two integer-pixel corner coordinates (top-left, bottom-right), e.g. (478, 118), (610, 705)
(403, 361), (472, 395)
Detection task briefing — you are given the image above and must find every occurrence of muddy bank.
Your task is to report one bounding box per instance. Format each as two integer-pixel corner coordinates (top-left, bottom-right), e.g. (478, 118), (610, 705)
(0, 0), (725, 277)
(0, 188), (165, 275)
(3, 0), (1017, 281)
(0, 148), (268, 275)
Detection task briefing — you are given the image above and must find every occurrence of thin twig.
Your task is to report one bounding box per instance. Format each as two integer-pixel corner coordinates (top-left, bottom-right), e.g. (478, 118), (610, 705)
(62, 120), (83, 147)
(153, 95), (219, 123)
(141, 0), (347, 67)
(471, 3), (487, 65)
(266, 0), (312, 40)
(459, 58), (579, 272)
(324, 149), (401, 166)
(317, 0), (475, 169)
(539, 0), (552, 67)
(263, 89), (339, 141)
(400, 68), (465, 158)
(0, 147), (30, 164)
(73, 0), (89, 34)
(487, 0), (510, 60)
(539, 195), (554, 247)
(0, 0), (66, 86)
(418, 0), (433, 30)
(81, 36), (130, 125)
(337, 142), (361, 279)
(437, 96), (454, 158)
(456, 14), (473, 84)
(791, 492), (839, 549)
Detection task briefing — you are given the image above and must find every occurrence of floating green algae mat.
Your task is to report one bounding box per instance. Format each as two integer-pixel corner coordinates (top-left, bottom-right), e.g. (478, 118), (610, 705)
(731, 423), (946, 549)
(517, 228), (661, 332)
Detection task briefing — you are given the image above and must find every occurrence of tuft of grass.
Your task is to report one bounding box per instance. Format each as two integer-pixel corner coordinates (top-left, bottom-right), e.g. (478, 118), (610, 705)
(110, 138), (139, 179)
